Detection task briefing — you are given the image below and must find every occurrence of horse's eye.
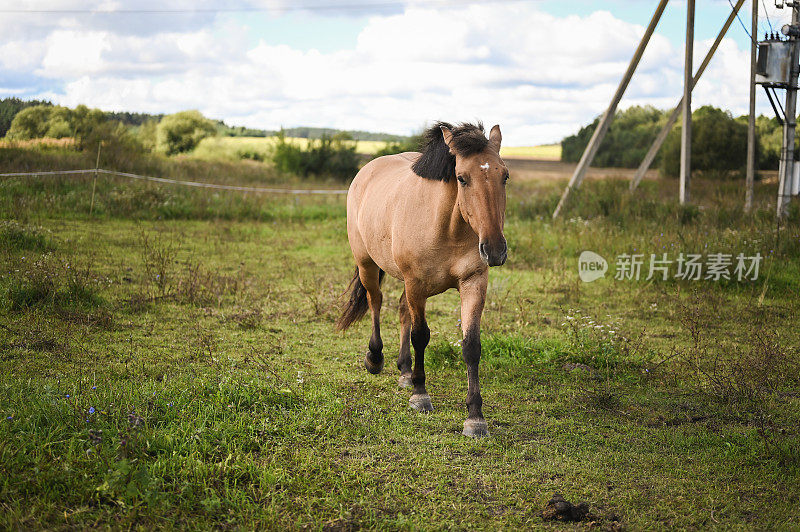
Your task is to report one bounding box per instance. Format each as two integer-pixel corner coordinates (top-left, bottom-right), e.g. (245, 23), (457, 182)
(457, 175), (467, 185)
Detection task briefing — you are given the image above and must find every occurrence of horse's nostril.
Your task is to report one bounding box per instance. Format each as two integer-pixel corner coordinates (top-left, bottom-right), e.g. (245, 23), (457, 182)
(479, 242), (487, 256)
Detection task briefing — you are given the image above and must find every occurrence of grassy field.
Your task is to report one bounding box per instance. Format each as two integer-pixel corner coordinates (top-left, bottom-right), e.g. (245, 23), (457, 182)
(1, 149), (800, 529)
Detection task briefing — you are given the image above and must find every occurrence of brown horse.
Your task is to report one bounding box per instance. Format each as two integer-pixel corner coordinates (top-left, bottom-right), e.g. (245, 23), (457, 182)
(336, 121), (508, 438)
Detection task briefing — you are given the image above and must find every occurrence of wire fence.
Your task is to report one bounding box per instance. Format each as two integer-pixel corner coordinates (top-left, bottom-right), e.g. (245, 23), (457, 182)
(0, 168), (349, 195)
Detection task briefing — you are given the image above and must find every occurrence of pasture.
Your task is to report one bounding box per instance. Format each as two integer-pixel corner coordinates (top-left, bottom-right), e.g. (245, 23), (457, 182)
(187, 135), (560, 162)
(1, 160), (800, 529)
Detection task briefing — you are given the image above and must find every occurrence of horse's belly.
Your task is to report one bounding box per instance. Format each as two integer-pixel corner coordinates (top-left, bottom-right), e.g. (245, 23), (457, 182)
(355, 200), (403, 280)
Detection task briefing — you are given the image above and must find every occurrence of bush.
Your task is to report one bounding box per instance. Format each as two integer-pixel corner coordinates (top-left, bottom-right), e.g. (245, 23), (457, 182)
(272, 131), (359, 181)
(156, 110), (216, 155)
(661, 106), (748, 178)
(236, 148), (265, 162)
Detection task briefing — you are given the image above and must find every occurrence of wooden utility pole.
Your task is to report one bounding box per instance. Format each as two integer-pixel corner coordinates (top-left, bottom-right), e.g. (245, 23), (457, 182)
(745, 0), (758, 212)
(778, 4), (800, 218)
(680, 0), (695, 204)
(552, 0), (669, 219)
(630, 0), (745, 191)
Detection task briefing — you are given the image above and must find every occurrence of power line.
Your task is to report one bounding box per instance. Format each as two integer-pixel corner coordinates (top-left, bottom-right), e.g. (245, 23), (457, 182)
(728, 0), (754, 43)
(762, 0), (774, 33)
(0, 0), (525, 15)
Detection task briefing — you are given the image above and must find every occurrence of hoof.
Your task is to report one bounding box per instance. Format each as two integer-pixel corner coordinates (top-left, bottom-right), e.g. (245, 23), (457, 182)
(364, 352), (384, 375)
(462, 418), (490, 438)
(409, 393), (433, 412)
(398, 373), (412, 388)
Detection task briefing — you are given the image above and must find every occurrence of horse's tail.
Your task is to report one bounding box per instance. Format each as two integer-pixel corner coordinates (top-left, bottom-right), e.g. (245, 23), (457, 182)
(336, 266), (384, 331)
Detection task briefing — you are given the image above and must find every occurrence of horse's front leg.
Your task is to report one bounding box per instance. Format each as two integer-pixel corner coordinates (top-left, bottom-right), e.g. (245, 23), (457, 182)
(404, 281), (432, 412)
(459, 271), (489, 438)
(359, 265), (384, 374)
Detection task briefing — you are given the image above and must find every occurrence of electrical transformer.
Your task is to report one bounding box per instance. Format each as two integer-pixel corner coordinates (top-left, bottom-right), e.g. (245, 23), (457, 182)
(756, 40), (793, 86)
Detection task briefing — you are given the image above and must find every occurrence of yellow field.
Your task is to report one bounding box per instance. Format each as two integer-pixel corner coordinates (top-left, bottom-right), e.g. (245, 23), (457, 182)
(499, 144), (561, 160)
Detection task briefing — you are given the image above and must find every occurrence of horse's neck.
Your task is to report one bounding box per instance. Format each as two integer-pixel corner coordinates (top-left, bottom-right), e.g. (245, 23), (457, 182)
(436, 183), (473, 242)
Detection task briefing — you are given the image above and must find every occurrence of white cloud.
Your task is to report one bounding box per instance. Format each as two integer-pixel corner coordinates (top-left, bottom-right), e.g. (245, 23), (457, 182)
(40, 30), (110, 77)
(0, 1), (773, 145)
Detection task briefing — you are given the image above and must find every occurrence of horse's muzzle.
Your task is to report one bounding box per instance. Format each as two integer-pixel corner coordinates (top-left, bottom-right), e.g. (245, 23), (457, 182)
(479, 238), (507, 267)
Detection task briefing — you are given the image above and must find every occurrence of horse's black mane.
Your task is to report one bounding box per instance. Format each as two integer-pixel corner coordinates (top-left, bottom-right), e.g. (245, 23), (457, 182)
(411, 121), (488, 182)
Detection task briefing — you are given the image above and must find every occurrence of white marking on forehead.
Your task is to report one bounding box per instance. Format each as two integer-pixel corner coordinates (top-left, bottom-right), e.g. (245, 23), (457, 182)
(480, 162), (489, 170)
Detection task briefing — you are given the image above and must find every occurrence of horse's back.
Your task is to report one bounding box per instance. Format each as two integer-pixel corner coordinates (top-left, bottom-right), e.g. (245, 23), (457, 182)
(346, 153), (422, 279)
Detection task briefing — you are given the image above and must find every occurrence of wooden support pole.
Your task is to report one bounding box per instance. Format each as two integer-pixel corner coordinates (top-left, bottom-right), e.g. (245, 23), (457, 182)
(745, 0), (758, 212)
(630, 0), (745, 191)
(680, 0), (695, 205)
(552, 0), (669, 219)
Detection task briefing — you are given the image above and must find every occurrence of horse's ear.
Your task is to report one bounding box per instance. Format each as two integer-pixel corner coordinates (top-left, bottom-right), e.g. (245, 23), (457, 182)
(489, 124), (502, 152)
(440, 126), (456, 155)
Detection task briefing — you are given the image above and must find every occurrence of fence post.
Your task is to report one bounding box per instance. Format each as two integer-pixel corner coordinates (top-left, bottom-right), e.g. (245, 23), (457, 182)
(89, 142), (102, 216)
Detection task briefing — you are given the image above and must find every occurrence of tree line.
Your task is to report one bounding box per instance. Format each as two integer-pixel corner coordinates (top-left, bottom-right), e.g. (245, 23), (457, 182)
(561, 105), (784, 176)
(0, 98), (409, 143)
(0, 100), (365, 181)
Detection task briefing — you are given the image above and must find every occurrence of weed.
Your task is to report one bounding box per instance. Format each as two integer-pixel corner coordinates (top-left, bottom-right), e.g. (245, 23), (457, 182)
(227, 307), (262, 329)
(675, 293), (800, 466)
(139, 230), (177, 299)
(5, 254), (104, 311)
(0, 220), (54, 252)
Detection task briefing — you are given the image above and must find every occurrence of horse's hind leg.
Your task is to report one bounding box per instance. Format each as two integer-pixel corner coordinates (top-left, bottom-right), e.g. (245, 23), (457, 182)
(397, 289), (413, 388)
(358, 263), (384, 374)
(404, 281), (433, 412)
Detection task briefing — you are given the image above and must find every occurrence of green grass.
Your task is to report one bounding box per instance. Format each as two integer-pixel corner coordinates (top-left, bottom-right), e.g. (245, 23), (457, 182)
(1, 147), (800, 529)
(500, 144), (562, 159)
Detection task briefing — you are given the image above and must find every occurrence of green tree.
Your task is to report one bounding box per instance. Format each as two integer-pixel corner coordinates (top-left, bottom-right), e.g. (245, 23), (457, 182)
(135, 119), (159, 152)
(72, 104), (106, 149)
(45, 106), (73, 138)
(6, 105), (53, 140)
(561, 106), (667, 168)
(272, 130), (360, 181)
(0, 97), (52, 137)
(754, 114), (783, 170)
(156, 110), (216, 155)
(661, 106), (748, 178)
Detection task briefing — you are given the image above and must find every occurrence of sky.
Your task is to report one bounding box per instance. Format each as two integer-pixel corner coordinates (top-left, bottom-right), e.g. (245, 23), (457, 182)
(0, 0), (794, 146)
